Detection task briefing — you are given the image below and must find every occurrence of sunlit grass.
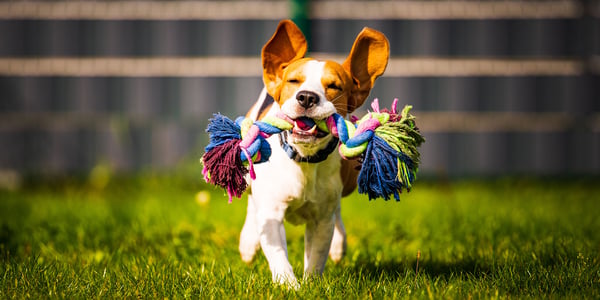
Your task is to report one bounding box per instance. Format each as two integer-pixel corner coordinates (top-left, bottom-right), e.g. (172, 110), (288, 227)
(1, 174), (599, 298)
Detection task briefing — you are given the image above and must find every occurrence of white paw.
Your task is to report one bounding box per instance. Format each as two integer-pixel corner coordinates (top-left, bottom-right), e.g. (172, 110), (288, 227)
(273, 270), (300, 290)
(239, 247), (258, 264)
(239, 232), (260, 264)
(329, 232), (346, 263)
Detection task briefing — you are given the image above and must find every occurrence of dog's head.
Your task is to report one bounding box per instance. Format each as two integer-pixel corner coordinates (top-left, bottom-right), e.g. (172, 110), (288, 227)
(262, 20), (389, 158)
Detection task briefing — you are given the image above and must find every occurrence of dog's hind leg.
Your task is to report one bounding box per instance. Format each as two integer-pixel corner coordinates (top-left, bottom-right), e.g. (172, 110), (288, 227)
(329, 203), (347, 263)
(239, 194), (261, 263)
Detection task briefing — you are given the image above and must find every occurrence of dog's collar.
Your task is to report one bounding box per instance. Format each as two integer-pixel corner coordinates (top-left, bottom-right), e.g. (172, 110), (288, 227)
(278, 132), (339, 163)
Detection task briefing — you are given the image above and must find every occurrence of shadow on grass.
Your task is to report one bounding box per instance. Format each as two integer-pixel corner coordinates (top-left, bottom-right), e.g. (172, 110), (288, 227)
(343, 257), (493, 281)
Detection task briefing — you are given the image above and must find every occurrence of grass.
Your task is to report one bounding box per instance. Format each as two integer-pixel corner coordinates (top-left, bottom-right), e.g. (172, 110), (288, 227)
(1, 172), (599, 298)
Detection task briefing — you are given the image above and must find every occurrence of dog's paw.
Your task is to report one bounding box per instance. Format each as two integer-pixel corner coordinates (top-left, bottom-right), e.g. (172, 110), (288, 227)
(329, 229), (346, 263)
(239, 249), (257, 264)
(273, 270), (300, 290)
(239, 230), (260, 264)
(239, 239), (260, 264)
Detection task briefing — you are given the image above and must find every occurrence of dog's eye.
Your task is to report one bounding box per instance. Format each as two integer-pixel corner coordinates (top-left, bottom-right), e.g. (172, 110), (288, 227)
(287, 79), (300, 84)
(327, 83), (342, 91)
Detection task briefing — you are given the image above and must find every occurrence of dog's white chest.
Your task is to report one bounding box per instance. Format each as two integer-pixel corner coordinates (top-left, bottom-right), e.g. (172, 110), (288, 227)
(251, 135), (343, 224)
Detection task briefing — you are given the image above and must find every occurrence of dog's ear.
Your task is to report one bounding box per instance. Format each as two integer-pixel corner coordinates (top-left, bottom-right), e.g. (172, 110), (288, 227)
(343, 28), (389, 113)
(262, 20), (308, 101)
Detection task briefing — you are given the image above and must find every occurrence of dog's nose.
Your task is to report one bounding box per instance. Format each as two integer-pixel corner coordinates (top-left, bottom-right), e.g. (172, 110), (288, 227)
(296, 91), (319, 109)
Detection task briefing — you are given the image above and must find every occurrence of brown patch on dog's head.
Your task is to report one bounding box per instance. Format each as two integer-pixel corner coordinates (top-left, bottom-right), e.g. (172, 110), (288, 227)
(262, 20), (389, 116)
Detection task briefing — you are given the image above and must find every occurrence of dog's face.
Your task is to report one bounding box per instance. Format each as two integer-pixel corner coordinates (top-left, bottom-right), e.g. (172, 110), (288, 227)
(262, 20), (389, 157)
(278, 58), (352, 121)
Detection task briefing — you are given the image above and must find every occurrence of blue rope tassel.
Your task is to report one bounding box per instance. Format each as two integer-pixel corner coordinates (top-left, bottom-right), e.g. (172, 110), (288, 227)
(358, 135), (412, 201)
(205, 114), (242, 153)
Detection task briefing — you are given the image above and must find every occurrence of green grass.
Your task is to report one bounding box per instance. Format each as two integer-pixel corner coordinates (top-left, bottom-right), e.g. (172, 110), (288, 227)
(1, 173), (599, 298)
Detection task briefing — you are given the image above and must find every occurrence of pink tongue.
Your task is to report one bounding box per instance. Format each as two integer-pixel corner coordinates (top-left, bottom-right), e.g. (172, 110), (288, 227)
(295, 117), (316, 130)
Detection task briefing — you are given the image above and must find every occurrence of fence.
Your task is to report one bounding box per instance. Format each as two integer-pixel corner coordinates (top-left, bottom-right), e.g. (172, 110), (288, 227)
(0, 0), (599, 177)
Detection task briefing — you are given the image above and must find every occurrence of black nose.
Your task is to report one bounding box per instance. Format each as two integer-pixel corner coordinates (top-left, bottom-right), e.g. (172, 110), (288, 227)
(296, 91), (319, 109)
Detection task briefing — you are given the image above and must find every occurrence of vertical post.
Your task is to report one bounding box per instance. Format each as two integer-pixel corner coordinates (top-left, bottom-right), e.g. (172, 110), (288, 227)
(289, 0), (311, 52)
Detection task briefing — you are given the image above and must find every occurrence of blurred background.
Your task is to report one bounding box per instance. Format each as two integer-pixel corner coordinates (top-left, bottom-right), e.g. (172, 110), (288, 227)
(0, 0), (599, 184)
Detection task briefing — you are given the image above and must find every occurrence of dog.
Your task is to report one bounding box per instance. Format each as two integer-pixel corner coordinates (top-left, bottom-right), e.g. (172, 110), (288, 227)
(238, 20), (389, 287)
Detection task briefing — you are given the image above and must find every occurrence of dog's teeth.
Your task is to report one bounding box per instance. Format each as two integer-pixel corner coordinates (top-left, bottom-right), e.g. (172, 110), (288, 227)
(307, 125), (317, 134)
(293, 121), (301, 134)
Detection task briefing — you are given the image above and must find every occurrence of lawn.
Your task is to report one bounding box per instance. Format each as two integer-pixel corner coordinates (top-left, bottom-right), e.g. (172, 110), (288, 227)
(1, 172), (599, 298)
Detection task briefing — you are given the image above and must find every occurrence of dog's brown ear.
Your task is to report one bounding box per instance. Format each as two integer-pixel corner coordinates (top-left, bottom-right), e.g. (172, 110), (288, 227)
(262, 20), (308, 101)
(343, 28), (389, 113)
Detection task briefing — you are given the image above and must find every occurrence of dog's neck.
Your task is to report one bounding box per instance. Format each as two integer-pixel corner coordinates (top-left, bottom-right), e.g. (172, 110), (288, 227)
(278, 132), (339, 163)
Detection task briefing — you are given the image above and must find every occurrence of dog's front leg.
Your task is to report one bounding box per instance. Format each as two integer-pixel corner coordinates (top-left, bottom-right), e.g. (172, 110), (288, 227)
(257, 213), (298, 287)
(303, 214), (336, 278)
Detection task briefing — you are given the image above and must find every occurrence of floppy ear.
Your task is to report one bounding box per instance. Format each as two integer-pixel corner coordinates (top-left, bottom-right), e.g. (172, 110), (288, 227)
(343, 28), (389, 113)
(262, 20), (308, 101)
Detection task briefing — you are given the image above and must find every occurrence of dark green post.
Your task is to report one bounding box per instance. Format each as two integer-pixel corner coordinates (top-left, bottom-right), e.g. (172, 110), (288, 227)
(290, 0), (311, 52)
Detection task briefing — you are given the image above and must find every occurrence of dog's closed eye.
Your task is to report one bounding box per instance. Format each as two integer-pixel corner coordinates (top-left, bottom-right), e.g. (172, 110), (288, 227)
(327, 83), (342, 91)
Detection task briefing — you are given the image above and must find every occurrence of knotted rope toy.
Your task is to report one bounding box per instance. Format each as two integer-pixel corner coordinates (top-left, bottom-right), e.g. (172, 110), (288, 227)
(202, 98), (425, 202)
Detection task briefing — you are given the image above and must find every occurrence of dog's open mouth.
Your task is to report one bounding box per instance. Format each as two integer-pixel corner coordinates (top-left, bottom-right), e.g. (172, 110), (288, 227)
(291, 117), (329, 138)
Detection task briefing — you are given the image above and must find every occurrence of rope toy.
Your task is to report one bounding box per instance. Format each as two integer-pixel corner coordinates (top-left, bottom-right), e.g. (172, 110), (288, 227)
(202, 98), (425, 203)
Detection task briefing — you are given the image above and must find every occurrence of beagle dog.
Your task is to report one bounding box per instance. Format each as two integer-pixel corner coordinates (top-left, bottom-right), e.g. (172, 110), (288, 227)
(238, 20), (389, 287)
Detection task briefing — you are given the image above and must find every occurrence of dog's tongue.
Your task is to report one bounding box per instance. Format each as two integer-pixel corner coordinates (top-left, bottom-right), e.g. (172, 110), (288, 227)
(294, 117), (317, 131)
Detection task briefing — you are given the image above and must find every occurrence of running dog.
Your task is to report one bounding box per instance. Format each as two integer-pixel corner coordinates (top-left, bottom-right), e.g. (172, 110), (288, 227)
(238, 20), (389, 287)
